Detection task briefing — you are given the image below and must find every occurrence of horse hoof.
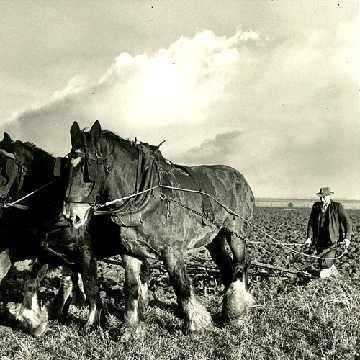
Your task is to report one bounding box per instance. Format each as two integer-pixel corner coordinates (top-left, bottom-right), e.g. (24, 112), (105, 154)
(119, 324), (145, 342)
(80, 323), (97, 335)
(228, 318), (246, 328)
(32, 322), (48, 337)
(182, 297), (213, 334)
(183, 317), (213, 334)
(222, 280), (254, 322)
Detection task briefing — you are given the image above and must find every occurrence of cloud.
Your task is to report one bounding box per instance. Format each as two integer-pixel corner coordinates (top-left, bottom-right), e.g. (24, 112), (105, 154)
(173, 130), (243, 165)
(51, 75), (89, 100)
(4, 29), (259, 153)
(2, 24), (359, 198)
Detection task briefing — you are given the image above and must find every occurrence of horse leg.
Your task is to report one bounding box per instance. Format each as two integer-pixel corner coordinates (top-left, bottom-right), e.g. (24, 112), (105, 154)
(139, 259), (150, 314)
(222, 231), (254, 324)
(164, 248), (212, 333)
(48, 270), (86, 322)
(80, 245), (103, 331)
(72, 272), (86, 307)
(122, 255), (149, 333)
(0, 248), (11, 284)
(206, 229), (234, 289)
(48, 267), (73, 321)
(227, 231), (248, 285)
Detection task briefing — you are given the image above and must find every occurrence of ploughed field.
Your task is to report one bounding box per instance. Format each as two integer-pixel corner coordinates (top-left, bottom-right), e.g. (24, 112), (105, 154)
(0, 207), (359, 359)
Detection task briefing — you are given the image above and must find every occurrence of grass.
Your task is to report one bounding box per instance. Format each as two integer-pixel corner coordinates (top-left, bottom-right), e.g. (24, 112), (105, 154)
(1, 276), (359, 360)
(1, 207), (360, 359)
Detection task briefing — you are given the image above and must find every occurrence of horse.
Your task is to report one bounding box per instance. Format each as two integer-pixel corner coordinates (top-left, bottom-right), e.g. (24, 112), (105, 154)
(65, 120), (255, 333)
(23, 120), (255, 336)
(0, 133), (87, 335)
(0, 132), (66, 279)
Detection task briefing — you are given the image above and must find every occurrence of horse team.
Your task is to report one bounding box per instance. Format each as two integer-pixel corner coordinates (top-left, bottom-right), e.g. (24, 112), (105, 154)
(0, 120), (255, 337)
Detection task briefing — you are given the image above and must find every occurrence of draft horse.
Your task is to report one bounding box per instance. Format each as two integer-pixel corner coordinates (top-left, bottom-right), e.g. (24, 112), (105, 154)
(0, 132), (67, 280)
(0, 133), (86, 336)
(61, 120), (255, 334)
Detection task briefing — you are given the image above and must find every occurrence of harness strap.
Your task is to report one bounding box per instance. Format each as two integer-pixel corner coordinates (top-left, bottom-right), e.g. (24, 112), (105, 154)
(0, 148), (15, 160)
(4, 179), (59, 210)
(92, 184), (347, 260)
(64, 142), (347, 262)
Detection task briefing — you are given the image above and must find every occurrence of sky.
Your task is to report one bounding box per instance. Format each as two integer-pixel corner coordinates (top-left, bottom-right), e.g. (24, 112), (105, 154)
(0, 0), (359, 199)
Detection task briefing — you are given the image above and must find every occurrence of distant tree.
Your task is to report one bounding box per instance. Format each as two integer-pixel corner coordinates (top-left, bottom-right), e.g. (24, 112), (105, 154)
(288, 202), (294, 208)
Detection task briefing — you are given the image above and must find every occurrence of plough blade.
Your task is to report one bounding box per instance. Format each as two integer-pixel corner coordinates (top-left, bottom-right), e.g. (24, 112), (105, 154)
(251, 261), (312, 278)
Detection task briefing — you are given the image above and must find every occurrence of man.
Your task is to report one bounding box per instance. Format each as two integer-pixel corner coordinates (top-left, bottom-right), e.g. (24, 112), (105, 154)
(304, 187), (352, 278)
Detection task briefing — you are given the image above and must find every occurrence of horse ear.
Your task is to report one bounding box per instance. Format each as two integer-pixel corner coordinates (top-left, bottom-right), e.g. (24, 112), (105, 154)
(70, 121), (83, 149)
(90, 120), (102, 144)
(3, 132), (13, 144)
(1, 132), (14, 153)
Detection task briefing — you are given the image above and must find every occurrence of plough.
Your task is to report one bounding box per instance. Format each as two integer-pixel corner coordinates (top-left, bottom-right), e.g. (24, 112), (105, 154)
(99, 255), (313, 282)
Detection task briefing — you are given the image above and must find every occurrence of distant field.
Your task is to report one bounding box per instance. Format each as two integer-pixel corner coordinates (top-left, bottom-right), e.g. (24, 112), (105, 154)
(256, 198), (360, 210)
(0, 207), (359, 359)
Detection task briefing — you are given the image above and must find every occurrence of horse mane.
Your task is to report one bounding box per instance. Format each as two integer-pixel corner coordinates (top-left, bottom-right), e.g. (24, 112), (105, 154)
(13, 140), (55, 191)
(15, 140), (54, 160)
(101, 130), (135, 151)
(98, 128), (192, 176)
(100, 130), (165, 160)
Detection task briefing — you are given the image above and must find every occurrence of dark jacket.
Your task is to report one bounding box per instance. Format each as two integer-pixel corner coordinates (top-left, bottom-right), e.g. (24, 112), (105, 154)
(307, 201), (352, 248)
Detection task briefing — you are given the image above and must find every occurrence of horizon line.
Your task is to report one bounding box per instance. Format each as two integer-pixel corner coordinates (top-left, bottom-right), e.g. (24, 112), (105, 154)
(255, 197), (360, 201)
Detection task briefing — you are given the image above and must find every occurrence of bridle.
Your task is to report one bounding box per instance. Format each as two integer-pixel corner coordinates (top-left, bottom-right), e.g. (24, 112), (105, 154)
(63, 141), (161, 218)
(0, 148), (62, 211)
(64, 145), (110, 206)
(0, 148), (27, 206)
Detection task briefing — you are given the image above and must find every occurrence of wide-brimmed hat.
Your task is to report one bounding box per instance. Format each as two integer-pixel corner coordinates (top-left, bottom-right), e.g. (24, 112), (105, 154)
(316, 187), (334, 196)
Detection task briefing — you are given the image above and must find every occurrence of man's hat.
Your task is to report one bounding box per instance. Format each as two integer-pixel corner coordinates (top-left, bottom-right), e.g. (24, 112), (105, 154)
(316, 186), (334, 196)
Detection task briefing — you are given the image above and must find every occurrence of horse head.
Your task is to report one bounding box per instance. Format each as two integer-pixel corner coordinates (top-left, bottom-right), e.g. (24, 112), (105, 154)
(0, 133), (59, 201)
(64, 120), (157, 228)
(65, 119), (164, 229)
(63, 120), (107, 228)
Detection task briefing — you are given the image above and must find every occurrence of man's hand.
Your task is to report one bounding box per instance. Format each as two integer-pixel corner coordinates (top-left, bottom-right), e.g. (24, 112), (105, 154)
(304, 238), (312, 247)
(343, 238), (351, 248)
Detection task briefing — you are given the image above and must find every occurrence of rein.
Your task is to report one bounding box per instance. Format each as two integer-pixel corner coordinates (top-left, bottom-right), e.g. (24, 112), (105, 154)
(4, 179), (59, 210)
(0, 148), (16, 160)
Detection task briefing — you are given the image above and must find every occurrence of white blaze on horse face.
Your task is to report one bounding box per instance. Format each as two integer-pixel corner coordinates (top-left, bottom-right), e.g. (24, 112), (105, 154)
(71, 156), (82, 168)
(63, 203), (92, 228)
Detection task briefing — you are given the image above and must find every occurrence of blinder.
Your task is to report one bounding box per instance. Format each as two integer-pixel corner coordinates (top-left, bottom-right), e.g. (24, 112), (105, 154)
(53, 157), (62, 177)
(53, 157), (69, 178)
(5, 158), (17, 182)
(0, 149), (27, 200)
(0, 153), (19, 188)
(84, 157), (98, 183)
(68, 148), (106, 184)
(0, 151), (15, 178)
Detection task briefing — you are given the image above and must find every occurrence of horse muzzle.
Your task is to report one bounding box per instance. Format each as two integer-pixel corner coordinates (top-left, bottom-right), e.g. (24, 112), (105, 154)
(62, 202), (93, 229)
